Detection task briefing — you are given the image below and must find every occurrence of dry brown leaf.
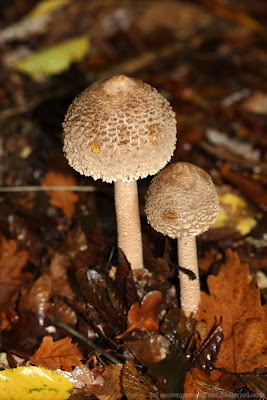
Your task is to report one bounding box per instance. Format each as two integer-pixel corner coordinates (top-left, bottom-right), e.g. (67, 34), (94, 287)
(0, 307), (18, 331)
(24, 273), (52, 315)
(184, 368), (235, 399)
(61, 364), (105, 390)
(120, 291), (163, 337)
(93, 364), (122, 400)
(121, 360), (159, 399)
(29, 335), (83, 371)
(0, 235), (28, 308)
(198, 249), (267, 372)
(50, 297), (77, 327)
(42, 170), (79, 218)
(50, 253), (74, 298)
(125, 333), (170, 366)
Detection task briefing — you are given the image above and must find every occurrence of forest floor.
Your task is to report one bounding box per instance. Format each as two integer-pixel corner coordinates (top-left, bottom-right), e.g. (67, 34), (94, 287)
(0, 1), (266, 399)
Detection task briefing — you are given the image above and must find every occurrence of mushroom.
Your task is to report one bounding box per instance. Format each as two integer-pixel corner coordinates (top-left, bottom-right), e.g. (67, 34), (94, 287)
(145, 162), (219, 316)
(63, 75), (177, 270)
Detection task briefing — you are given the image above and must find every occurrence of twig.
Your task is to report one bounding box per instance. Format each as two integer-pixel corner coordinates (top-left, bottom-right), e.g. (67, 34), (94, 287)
(48, 315), (121, 365)
(0, 185), (96, 192)
(96, 41), (184, 80)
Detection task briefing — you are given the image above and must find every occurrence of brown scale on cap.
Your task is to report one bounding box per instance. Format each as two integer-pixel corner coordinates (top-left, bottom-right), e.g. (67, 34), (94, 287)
(145, 162), (218, 239)
(63, 75), (177, 183)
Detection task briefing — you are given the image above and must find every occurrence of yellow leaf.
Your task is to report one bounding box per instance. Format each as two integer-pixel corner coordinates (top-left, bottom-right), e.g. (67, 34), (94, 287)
(28, 0), (71, 19)
(15, 35), (89, 76)
(211, 193), (260, 235)
(0, 366), (73, 400)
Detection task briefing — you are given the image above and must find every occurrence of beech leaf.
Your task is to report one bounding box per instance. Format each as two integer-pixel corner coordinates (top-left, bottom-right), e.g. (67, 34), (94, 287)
(121, 360), (159, 399)
(240, 373), (267, 399)
(15, 35), (89, 76)
(29, 336), (83, 371)
(190, 322), (224, 375)
(115, 248), (139, 309)
(120, 291), (162, 337)
(0, 366), (73, 400)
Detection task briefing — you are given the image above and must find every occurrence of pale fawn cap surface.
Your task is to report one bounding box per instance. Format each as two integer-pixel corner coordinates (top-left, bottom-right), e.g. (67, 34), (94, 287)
(145, 162), (219, 239)
(63, 75), (177, 183)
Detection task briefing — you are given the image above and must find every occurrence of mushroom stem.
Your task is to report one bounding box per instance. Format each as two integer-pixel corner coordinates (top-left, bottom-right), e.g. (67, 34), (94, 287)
(114, 180), (144, 270)
(177, 236), (200, 317)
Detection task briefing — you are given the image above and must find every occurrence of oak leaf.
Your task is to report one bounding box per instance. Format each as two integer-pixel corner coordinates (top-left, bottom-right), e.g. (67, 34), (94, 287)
(198, 249), (267, 373)
(42, 170), (78, 218)
(0, 235), (28, 308)
(29, 336), (83, 371)
(122, 291), (163, 336)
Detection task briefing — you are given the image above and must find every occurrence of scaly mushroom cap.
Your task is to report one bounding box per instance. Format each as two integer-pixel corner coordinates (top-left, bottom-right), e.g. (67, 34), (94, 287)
(145, 162), (219, 238)
(63, 75), (177, 183)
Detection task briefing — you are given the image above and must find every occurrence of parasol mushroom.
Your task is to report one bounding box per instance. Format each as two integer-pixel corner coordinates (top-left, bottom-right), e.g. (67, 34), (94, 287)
(145, 162), (219, 316)
(63, 75), (177, 270)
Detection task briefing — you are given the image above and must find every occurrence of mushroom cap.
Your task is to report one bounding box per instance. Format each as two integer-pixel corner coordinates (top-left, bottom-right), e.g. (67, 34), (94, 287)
(63, 75), (177, 183)
(145, 162), (219, 239)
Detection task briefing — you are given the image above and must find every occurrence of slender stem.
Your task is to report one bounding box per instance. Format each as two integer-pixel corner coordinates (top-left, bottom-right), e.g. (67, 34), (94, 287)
(114, 180), (144, 270)
(177, 236), (200, 317)
(48, 315), (121, 365)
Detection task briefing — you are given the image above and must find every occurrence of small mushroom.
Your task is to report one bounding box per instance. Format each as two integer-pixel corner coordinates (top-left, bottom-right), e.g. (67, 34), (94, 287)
(145, 162), (219, 316)
(63, 75), (177, 270)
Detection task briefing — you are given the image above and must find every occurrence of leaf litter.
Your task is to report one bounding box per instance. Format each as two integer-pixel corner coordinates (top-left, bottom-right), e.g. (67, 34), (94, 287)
(0, 0), (266, 399)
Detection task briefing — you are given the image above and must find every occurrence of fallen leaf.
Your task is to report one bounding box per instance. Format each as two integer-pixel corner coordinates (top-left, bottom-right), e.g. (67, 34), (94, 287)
(29, 336), (83, 371)
(211, 193), (260, 235)
(220, 163), (267, 211)
(0, 235), (28, 309)
(206, 128), (260, 163)
(50, 253), (74, 298)
(125, 332), (170, 366)
(115, 248), (139, 309)
(0, 366), (73, 400)
(15, 35), (89, 76)
(198, 249), (267, 372)
(150, 351), (188, 395)
(93, 364), (122, 400)
(58, 364), (104, 390)
(240, 373), (267, 399)
(121, 360), (158, 399)
(28, 0), (70, 19)
(120, 291), (163, 337)
(23, 273), (52, 316)
(190, 323), (224, 375)
(183, 368), (235, 399)
(42, 171), (79, 218)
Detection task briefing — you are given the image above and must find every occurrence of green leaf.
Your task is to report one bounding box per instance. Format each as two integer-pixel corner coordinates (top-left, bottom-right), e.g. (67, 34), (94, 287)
(0, 366), (73, 400)
(15, 35), (89, 76)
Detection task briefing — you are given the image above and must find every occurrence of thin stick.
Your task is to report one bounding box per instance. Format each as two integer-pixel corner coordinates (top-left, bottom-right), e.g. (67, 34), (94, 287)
(48, 315), (121, 365)
(0, 186), (97, 192)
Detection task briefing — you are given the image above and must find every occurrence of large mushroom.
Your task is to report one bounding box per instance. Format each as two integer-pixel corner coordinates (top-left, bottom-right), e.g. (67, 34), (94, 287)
(63, 75), (177, 270)
(145, 162), (219, 316)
